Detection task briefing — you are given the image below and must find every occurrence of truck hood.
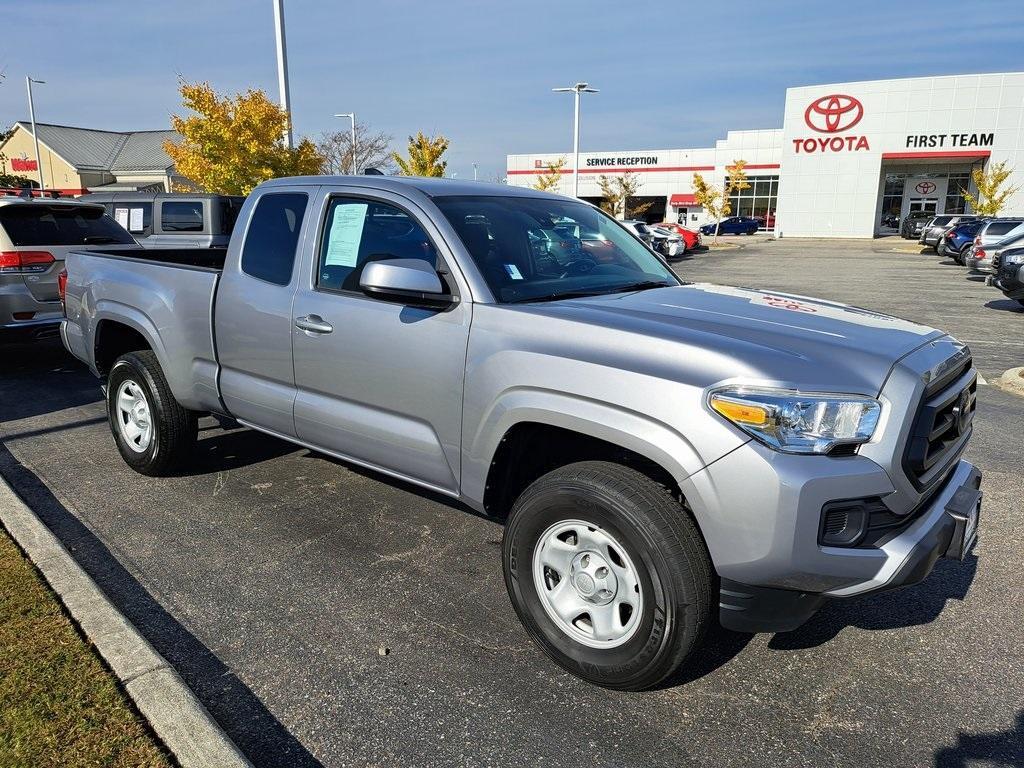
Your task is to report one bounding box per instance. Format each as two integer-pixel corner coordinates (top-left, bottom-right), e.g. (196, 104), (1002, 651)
(526, 283), (944, 394)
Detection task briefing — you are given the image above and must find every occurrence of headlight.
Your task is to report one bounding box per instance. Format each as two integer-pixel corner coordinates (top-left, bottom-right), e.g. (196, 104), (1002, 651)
(1003, 251), (1024, 266)
(708, 387), (881, 454)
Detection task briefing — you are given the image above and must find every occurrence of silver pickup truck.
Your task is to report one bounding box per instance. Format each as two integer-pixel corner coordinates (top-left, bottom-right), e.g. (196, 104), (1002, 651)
(61, 176), (982, 691)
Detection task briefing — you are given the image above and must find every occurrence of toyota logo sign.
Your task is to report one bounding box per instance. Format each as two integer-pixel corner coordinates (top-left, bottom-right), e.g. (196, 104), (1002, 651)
(804, 94), (864, 133)
(915, 181), (937, 194)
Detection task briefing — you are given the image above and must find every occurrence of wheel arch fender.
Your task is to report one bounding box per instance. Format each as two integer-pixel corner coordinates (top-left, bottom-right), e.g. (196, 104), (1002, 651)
(463, 387), (706, 511)
(91, 303), (190, 405)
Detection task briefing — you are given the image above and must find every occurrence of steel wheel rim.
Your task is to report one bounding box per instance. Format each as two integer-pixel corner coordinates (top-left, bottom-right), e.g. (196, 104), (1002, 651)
(115, 379), (153, 453)
(532, 519), (644, 649)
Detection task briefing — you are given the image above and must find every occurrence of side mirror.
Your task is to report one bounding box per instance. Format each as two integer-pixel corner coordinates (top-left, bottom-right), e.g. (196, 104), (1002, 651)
(359, 257), (455, 308)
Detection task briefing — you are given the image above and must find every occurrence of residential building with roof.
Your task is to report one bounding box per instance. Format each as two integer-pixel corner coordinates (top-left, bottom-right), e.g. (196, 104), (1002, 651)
(0, 122), (188, 195)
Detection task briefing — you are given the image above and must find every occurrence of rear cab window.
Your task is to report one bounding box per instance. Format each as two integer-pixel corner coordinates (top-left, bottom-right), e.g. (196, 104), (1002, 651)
(0, 204), (136, 246)
(987, 221), (1023, 237)
(240, 193), (309, 285)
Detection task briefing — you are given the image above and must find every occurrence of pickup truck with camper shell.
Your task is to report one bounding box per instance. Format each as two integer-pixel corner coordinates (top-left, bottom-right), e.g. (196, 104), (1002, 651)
(60, 176), (982, 690)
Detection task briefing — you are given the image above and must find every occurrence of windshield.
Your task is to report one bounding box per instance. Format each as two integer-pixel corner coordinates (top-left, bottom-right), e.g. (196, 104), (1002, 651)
(434, 196), (679, 303)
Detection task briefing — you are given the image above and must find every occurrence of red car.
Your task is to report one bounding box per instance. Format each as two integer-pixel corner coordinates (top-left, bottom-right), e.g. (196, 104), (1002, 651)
(657, 222), (702, 250)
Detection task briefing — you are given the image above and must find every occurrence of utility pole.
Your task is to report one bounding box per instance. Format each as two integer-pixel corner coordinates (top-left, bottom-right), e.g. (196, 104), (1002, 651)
(26, 76), (46, 191)
(272, 0), (293, 148)
(473, 163), (478, 181)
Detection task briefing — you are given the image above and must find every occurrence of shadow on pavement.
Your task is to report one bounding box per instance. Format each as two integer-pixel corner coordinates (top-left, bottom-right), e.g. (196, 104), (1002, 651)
(0, 441), (323, 768)
(767, 555), (978, 651)
(933, 710), (1024, 767)
(984, 298), (1024, 313)
(0, 339), (102, 422)
(657, 623), (754, 689)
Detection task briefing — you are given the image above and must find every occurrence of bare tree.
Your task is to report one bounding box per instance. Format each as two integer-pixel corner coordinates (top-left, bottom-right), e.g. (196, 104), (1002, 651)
(318, 121), (396, 175)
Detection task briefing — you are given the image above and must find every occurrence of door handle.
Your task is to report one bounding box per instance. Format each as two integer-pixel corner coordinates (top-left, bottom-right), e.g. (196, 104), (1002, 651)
(295, 314), (334, 334)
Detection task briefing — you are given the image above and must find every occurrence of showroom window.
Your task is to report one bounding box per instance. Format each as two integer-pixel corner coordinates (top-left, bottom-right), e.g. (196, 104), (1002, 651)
(727, 175), (778, 229)
(880, 174), (906, 221)
(945, 174), (971, 215)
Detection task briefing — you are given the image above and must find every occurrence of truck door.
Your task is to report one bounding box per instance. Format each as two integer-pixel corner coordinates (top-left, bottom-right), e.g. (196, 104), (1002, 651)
(215, 190), (311, 437)
(290, 189), (471, 494)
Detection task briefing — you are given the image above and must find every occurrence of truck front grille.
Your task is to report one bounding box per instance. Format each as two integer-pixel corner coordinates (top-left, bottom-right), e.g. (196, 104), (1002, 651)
(903, 355), (976, 491)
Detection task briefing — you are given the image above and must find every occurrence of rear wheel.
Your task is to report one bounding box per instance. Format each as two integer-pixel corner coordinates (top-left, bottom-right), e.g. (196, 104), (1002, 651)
(503, 461), (713, 690)
(107, 350), (197, 476)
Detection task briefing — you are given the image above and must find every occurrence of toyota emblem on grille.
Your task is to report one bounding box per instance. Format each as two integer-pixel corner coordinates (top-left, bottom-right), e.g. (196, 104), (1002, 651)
(951, 388), (972, 435)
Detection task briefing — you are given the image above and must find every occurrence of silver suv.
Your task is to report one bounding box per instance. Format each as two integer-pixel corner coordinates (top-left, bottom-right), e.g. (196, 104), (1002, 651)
(965, 219), (1024, 273)
(0, 197), (135, 341)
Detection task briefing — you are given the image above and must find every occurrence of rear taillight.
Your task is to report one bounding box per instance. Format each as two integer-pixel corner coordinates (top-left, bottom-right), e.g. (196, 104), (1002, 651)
(975, 248), (986, 259)
(946, 231), (955, 240)
(0, 250), (55, 274)
(58, 268), (68, 311)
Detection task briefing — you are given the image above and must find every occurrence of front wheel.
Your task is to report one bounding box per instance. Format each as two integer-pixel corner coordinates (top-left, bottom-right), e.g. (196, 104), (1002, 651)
(107, 350), (197, 476)
(503, 461), (713, 690)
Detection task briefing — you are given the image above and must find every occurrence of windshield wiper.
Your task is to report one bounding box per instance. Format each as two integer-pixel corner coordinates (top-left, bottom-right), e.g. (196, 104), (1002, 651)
(613, 280), (675, 294)
(510, 289), (611, 303)
(509, 281), (674, 304)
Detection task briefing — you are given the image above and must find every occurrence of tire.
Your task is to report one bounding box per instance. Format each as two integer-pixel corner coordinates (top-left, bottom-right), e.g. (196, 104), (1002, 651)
(502, 461), (713, 691)
(107, 350), (197, 476)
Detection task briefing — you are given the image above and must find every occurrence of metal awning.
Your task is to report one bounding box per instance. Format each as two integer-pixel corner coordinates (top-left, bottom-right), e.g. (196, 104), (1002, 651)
(669, 194), (699, 207)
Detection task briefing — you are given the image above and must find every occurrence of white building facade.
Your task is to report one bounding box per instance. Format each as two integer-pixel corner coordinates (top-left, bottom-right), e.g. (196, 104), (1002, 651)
(506, 72), (1024, 238)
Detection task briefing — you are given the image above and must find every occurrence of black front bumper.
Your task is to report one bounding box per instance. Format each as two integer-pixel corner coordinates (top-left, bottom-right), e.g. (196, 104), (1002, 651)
(719, 466), (982, 633)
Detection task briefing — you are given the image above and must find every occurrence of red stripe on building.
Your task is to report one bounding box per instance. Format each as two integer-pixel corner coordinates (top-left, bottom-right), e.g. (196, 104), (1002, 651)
(881, 150), (991, 160)
(507, 165), (716, 175)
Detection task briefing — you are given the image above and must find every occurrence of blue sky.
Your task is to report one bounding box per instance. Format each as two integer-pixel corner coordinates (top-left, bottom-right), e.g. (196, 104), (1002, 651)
(1, 0), (1022, 180)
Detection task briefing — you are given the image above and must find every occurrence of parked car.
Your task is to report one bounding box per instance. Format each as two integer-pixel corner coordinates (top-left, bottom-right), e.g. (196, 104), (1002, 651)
(648, 225), (686, 258)
(619, 219), (655, 247)
(938, 219), (988, 264)
(0, 197), (135, 342)
(990, 245), (1024, 307)
(78, 191), (245, 249)
(918, 214), (977, 250)
(657, 222), (702, 250)
(880, 212), (900, 229)
(964, 219), (1024, 272)
(699, 216), (760, 236)
(900, 210), (934, 239)
(755, 212), (776, 230)
(967, 230), (1024, 274)
(62, 176), (982, 691)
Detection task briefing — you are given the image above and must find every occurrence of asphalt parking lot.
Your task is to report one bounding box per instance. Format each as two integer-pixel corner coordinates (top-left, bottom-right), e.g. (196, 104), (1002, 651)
(1, 238), (1022, 768)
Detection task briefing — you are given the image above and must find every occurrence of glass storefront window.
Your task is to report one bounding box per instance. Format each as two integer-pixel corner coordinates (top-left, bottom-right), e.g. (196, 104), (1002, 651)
(728, 175), (779, 230)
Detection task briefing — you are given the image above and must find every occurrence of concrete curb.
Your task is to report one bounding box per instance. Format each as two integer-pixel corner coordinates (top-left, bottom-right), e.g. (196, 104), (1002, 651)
(994, 366), (1024, 396)
(0, 475), (252, 768)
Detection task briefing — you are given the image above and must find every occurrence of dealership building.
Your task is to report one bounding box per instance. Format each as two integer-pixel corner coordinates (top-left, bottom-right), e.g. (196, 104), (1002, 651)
(506, 72), (1024, 238)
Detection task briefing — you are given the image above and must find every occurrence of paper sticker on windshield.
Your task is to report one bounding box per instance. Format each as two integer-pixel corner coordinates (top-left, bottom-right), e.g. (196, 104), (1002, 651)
(504, 264), (523, 280)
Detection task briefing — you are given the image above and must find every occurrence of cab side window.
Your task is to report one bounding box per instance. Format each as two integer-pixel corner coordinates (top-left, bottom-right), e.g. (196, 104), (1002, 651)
(317, 197), (439, 293)
(240, 193), (308, 286)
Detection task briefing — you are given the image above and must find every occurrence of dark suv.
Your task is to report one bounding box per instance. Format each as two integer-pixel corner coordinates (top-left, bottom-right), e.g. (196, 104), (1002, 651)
(900, 210), (934, 239)
(938, 219), (988, 263)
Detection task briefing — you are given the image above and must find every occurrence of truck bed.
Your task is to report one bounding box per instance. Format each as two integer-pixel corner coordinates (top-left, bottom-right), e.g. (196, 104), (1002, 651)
(82, 246), (227, 271)
(62, 247), (224, 413)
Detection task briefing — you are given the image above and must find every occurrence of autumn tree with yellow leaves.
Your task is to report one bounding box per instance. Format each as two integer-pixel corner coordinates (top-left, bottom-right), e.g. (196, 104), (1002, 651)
(961, 161), (1020, 216)
(532, 157), (566, 192)
(391, 132), (449, 177)
(164, 81), (323, 195)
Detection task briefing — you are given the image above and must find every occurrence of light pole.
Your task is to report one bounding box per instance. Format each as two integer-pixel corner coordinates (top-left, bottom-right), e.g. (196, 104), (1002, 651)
(272, 0), (293, 149)
(333, 113), (356, 174)
(552, 81), (598, 199)
(26, 76), (45, 191)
